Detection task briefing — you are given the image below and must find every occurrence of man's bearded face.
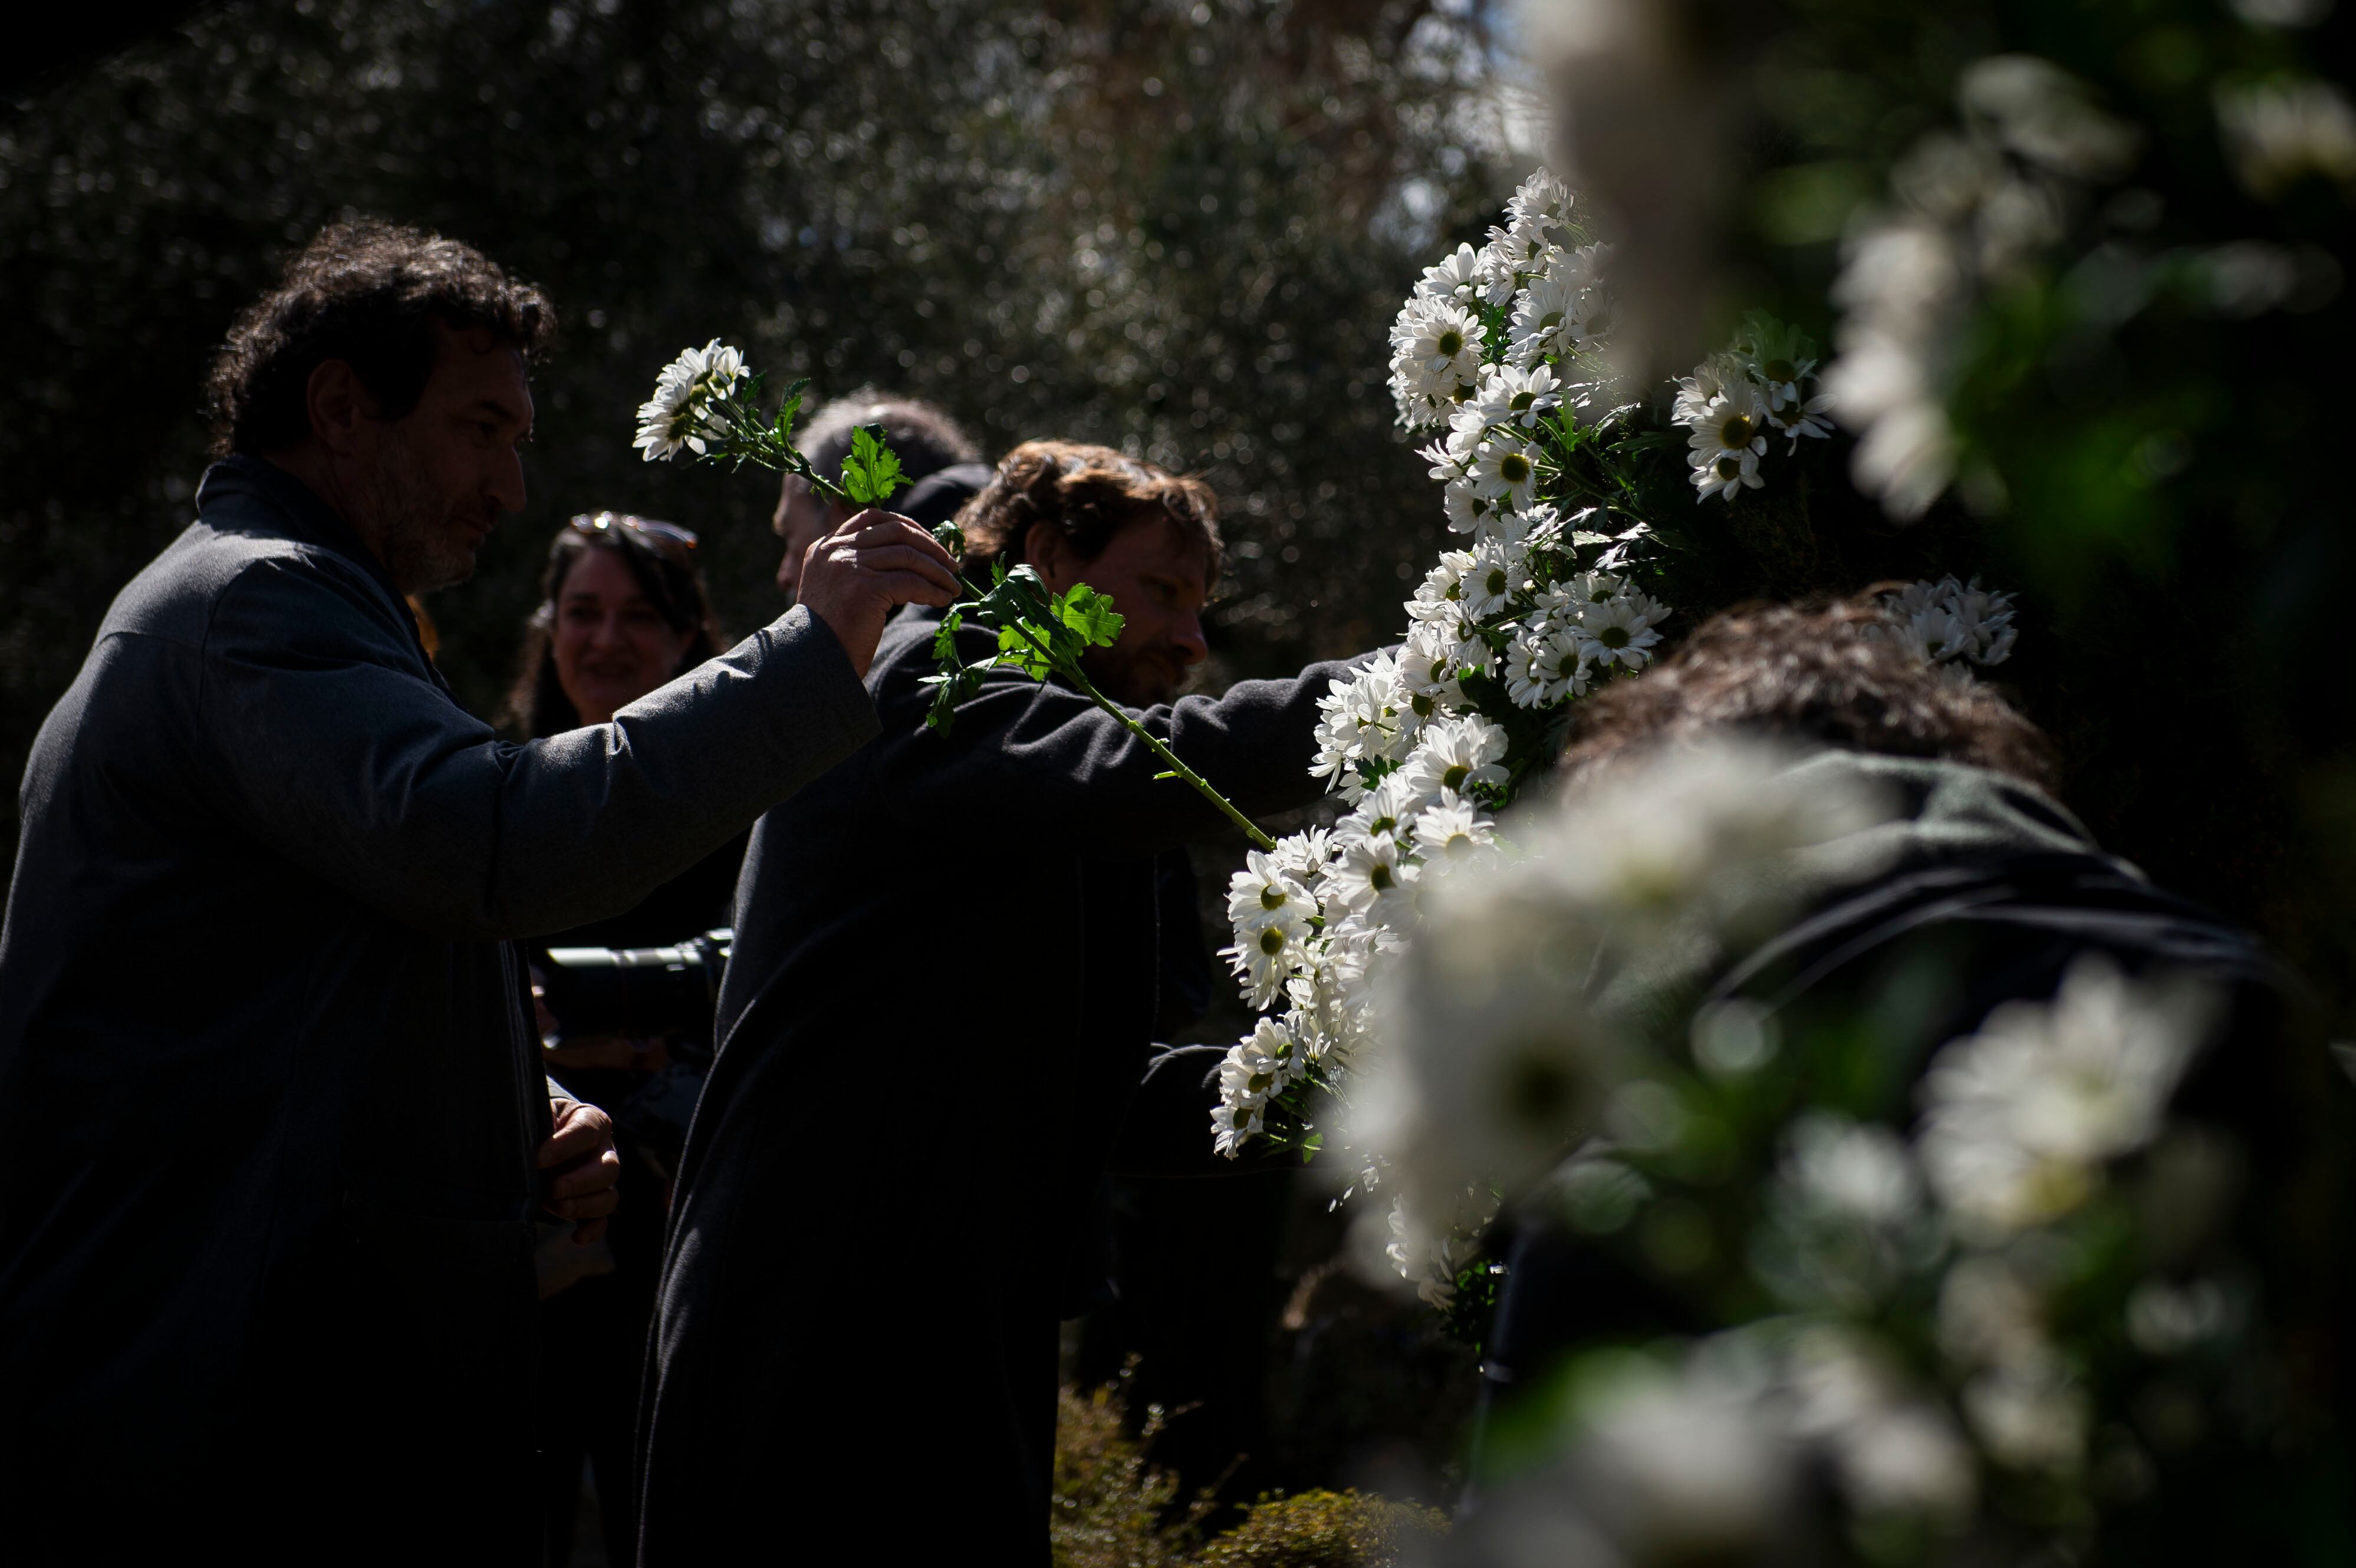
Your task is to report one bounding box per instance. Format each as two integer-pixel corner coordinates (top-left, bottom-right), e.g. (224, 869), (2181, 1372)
(358, 421), (485, 593)
(1065, 518), (1213, 708)
(350, 321), (532, 595)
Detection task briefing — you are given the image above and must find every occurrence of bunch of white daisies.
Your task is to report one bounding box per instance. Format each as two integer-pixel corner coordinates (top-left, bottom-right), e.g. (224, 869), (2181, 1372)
(1877, 574), (2019, 671)
(1210, 172), (2029, 1317)
(1210, 169), (1673, 1190)
(1672, 314), (1835, 502)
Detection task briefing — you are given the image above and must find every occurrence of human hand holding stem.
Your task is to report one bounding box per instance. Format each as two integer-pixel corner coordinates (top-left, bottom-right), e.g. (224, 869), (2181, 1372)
(633, 341), (1274, 851)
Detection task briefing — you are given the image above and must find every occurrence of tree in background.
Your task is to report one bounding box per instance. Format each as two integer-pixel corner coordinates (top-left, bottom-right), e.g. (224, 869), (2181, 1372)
(0, 0), (1519, 862)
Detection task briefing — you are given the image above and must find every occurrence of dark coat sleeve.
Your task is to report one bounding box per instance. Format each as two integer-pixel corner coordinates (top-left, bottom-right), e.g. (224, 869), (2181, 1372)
(198, 551), (880, 940)
(889, 617), (1361, 855)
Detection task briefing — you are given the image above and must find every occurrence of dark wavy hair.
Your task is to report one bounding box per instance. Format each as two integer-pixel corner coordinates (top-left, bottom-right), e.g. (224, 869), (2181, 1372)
(1557, 597), (2059, 793)
(500, 518), (722, 739)
(207, 219), (555, 457)
(955, 439), (1222, 585)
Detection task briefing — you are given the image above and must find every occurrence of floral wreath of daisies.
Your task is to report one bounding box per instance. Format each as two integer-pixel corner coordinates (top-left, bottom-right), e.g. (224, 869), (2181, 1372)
(1209, 168), (1686, 1170)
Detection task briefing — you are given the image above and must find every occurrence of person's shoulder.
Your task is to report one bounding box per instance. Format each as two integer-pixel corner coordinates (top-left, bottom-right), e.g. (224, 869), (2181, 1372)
(104, 518), (399, 654)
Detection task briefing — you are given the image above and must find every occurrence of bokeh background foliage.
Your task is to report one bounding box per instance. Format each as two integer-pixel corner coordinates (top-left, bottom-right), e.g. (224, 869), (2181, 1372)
(0, 0), (1519, 870)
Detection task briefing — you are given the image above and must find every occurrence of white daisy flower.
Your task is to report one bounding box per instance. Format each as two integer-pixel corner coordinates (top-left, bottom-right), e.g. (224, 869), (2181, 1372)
(1325, 831), (1420, 919)
(1414, 242), (1483, 303)
(1460, 536), (1529, 621)
(1473, 222), (1541, 307)
(1309, 656), (1401, 790)
(1407, 549), (1478, 628)
(1734, 340), (1818, 412)
(1473, 361), (1565, 431)
(1469, 432), (1541, 510)
(1575, 597), (1666, 673)
(1211, 1097), (1266, 1158)
(634, 339), (747, 461)
(1267, 826), (1333, 887)
(1506, 167), (1576, 229)
(1227, 849), (1318, 933)
(1440, 469), (1498, 530)
(1768, 391), (1835, 450)
(1342, 773), (1435, 844)
(1686, 381), (1772, 472)
(1671, 351), (1745, 429)
(1693, 446), (1765, 502)
(1893, 606), (1973, 664)
(1917, 957), (2207, 1241)
(1507, 268), (1584, 364)
(1402, 714), (1510, 798)
(1509, 242), (1612, 361)
(1503, 624), (1591, 708)
(1222, 917), (1305, 1009)
(1394, 298), (1485, 400)
(1412, 799), (1496, 859)
(1395, 634), (1467, 733)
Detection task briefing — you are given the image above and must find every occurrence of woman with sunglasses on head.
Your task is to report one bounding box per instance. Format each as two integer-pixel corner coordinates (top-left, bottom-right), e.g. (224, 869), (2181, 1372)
(500, 511), (741, 1568)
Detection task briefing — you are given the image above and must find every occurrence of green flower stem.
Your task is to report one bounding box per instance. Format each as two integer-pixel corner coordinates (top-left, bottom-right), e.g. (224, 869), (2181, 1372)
(999, 620), (1276, 851)
(713, 397), (855, 507)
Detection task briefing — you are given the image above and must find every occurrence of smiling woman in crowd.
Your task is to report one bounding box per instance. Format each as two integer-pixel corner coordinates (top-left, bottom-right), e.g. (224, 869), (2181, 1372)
(502, 510), (742, 1567)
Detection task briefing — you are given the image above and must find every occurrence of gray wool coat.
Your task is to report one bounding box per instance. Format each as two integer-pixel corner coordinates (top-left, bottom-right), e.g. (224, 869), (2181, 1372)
(0, 454), (879, 1564)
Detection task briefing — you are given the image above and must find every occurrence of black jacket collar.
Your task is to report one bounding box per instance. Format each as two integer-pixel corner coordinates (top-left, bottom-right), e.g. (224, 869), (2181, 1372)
(195, 453), (441, 680)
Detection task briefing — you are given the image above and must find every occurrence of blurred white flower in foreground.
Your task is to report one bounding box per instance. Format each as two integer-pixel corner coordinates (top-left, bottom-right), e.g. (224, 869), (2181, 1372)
(2216, 77), (2356, 200)
(1354, 743), (1895, 1260)
(1917, 957), (2211, 1241)
(1827, 57), (2138, 518)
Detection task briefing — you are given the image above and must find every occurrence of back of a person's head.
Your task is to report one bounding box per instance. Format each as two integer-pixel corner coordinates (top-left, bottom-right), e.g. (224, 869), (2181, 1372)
(798, 389), (978, 486)
(207, 219), (554, 458)
(1557, 598), (2058, 794)
(956, 439), (1222, 584)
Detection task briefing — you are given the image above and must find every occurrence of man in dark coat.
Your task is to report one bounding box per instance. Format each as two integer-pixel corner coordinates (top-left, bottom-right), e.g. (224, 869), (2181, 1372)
(1465, 602), (2351, 1534)
(637, 440), (1365, 1563)
(0, 221), (959, 1564)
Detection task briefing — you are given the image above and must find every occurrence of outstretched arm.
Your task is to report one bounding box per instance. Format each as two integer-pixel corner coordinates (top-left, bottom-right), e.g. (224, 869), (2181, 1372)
(898, 619), (1371, 857)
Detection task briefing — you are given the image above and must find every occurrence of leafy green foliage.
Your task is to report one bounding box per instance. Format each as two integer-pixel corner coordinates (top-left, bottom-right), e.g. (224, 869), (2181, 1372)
(1052, 1376), (1444, 1568)
(1192, 1491), (1446, 1568)
(920, 565), (1125, 732)
(839, 422), (906, 506)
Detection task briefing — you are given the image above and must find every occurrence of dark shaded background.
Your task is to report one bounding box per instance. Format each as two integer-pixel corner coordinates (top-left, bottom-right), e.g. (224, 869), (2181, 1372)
(1, 0), (1517, 857)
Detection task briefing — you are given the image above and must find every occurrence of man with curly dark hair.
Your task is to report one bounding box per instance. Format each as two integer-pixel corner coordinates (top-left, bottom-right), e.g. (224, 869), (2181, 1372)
(0, 220), (960, 1565)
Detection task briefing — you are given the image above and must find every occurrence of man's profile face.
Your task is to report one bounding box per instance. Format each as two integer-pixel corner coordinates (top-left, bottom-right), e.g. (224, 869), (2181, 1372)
(772, 477), (853, 604)
(1034, 517), (1211, 707)
(358, 321), (533, 594)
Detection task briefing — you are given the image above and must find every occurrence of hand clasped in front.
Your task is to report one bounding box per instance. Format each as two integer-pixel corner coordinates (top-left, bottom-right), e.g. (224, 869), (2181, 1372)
(539, 1094), (623, 1244)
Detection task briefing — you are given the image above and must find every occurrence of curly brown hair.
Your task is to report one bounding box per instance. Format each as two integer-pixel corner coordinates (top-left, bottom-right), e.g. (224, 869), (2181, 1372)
(955, 439), (1222, 584)
(206, 219), (555, 457)
(1557, 598), (2058, 793)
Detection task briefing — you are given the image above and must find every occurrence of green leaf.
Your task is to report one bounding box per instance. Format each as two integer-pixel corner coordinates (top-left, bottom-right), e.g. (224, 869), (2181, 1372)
(840, 423), (907, 505)
(930, 607), (965, 662)
(996, 623), (1055, 678)
(1054, 582), (1126, 650)
(773, 377), (810, 443)
(931, 519), (966, 559)
(920, 663), (987, 732)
